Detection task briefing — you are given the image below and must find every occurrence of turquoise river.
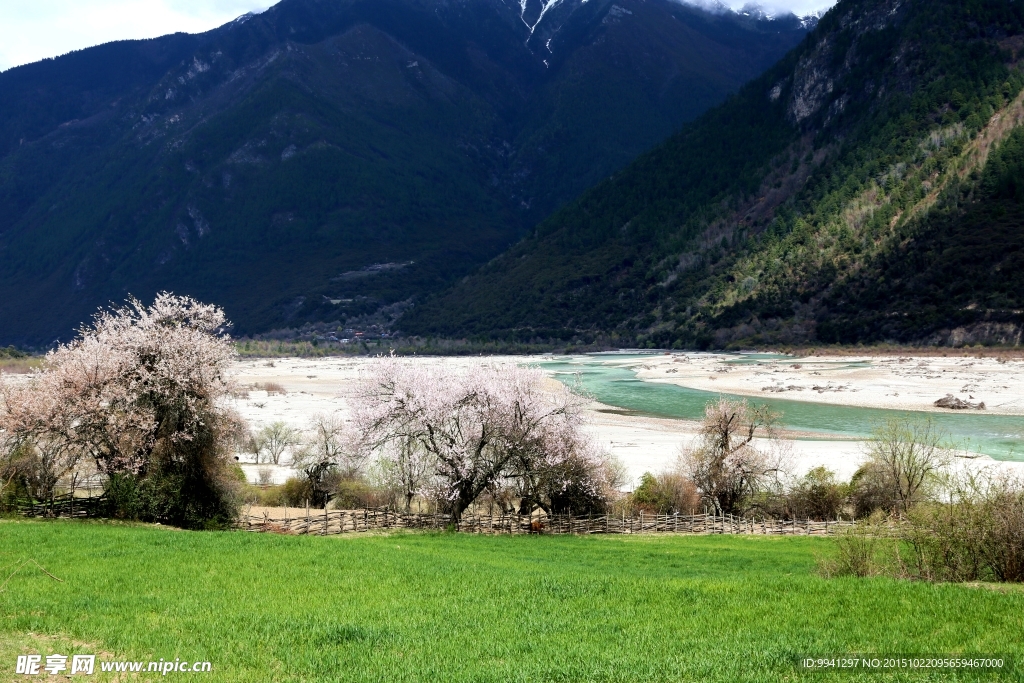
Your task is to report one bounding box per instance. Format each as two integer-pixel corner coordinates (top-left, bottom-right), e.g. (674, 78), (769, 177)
(538, 354), (1024, 461)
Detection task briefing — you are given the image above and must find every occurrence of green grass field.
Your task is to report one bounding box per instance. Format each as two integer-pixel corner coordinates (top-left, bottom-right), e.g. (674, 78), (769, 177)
(1, 520), (1021, 682)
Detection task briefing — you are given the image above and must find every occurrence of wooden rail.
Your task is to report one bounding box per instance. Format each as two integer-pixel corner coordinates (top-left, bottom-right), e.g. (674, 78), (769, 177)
(15, 492), (106, 518)
(15, 497), (855, 537)
(238, 508), (856, 536)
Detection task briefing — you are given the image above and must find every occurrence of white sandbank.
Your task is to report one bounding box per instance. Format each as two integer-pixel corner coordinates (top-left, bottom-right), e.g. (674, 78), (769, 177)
(622, 352), (1024, 415)
(231, 355), (1024, 487)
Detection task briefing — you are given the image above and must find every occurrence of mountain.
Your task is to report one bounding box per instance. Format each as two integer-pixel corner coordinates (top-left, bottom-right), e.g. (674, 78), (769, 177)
(405, 0), (1024, 348)
(0, 0), (812, 346)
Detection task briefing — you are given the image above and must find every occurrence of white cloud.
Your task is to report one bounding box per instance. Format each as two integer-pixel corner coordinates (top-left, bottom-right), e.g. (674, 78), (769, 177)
(753, 0), (836, 15)
(683, 0), (836, 17)
(0, 0), (271, 72)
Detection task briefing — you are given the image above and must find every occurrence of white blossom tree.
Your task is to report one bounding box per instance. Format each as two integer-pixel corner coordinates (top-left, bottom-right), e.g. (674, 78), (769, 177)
(0, 293), (243, 526)
(353, 357), (606, 523)
(0, 381), (84, 503)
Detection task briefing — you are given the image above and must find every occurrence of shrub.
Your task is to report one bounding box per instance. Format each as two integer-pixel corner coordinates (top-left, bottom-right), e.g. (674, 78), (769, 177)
(281, 476), (314, 507)
(898, 475), (1024, 582)
(0, 346), (27, 360)
(848, 462), (897, 518)
(331, 478), (387, 509)
(818, 522), (883, 578)
(821, 475), (1024, 584)
(240, 483), (285, 508)
(630, 471), (700, 514)
(789, 467), (850, 520)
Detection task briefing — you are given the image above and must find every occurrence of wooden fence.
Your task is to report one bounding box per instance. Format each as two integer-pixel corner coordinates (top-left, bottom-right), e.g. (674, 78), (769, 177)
(14, 497), (856, 537)
(238, 508), (856, 537)
(15, 492), (106, 519)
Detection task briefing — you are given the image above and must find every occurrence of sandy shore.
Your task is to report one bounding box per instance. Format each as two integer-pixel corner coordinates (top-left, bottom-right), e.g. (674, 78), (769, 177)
(231, 355), (1024, 487)
(621, 352), (1024, 415)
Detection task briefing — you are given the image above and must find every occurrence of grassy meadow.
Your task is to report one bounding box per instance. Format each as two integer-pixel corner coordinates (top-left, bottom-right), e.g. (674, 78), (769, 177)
(1, 520), (1022, 682)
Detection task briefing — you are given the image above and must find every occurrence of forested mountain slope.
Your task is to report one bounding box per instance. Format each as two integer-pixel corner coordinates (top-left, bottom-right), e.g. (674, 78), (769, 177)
(0, 0), (811, 345)
(405, 0), (1024, 348)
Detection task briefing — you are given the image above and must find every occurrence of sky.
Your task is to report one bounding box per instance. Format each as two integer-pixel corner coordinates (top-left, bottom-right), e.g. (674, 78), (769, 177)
(0, 0), (271, 72)
(0, 0), (838, 73)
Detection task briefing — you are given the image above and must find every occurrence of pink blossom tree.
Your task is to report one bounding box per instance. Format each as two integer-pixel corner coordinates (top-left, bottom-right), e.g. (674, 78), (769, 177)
(0, 379), (84, 503)
(0, 293), (242, 526)
(353, 356), (610, 523)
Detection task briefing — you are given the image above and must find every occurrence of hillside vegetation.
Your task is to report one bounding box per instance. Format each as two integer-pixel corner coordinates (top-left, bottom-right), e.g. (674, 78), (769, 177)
(0, 0), (810, 346)
(2, 521), (1022, 682)
(405, 0), (1024, 349)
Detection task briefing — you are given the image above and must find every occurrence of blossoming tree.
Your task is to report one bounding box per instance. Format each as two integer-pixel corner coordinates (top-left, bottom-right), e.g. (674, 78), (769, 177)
(0, 293), (242, 526)
(353, 356), (611, 523)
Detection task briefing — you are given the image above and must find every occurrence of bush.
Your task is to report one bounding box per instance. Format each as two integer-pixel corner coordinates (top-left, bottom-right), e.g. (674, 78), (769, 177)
(750, 466), (850, 520)
(281, 476), (314, 507)
(821, 476), (1024, 583)
(848, 462), (897, 518)
(818, 521), (884, 578)
(240, 483), (285, 508)
(789, 467), (849, 520)
(899, 476), (1024, 582)
(241, 474), (388, 510)
(630, 472), (700, 514)
(0, 346), (28, 359)
(101, 432), (242, 530)
(331, 478), (387, 509)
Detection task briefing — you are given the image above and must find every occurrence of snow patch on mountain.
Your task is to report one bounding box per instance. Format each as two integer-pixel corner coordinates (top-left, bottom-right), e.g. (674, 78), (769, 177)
(518, 0), (569, 37)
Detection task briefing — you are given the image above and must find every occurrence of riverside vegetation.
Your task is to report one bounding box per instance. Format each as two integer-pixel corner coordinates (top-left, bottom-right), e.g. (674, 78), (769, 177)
(4, 295), (1022, 589)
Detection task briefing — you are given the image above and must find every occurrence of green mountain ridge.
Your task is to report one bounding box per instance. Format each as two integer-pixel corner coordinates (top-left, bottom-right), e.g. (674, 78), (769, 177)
(0, 0), (811, 346)
(404, 0), (1024, 349)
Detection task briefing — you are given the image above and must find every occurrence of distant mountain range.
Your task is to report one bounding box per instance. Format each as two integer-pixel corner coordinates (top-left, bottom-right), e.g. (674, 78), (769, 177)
(406, 0), (1024, 348)
(0, 0), (813, 345)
